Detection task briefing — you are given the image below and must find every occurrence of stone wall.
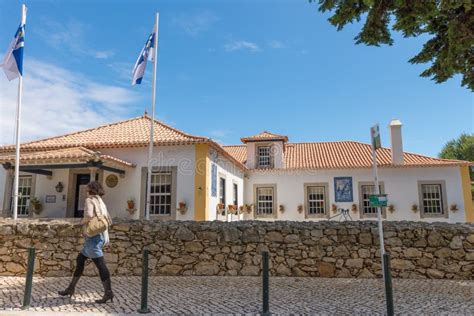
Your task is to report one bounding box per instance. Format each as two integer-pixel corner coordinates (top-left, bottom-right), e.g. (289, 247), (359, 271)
(0, 219), (472, 279)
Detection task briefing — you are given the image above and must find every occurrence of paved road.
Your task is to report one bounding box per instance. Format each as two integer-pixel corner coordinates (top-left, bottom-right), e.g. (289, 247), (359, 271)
(0, 276), (473, 315)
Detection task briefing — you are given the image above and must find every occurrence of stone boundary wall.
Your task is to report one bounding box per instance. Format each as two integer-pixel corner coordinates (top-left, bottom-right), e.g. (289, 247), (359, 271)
(0, 219), (472, 279)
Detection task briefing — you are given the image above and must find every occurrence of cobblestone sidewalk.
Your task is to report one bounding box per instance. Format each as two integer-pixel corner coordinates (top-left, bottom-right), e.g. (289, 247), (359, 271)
(0, 276), (473, 315)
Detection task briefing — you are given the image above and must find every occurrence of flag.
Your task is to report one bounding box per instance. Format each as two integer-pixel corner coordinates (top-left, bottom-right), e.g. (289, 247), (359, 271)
(371, 124), (381, 150)
(131, 29), (156, 85)
(1, 22), (25, 81)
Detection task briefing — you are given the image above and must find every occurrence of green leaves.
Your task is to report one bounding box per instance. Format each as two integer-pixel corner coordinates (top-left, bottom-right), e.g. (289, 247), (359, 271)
(440, 133), (474, 162)
(440, 133), (474, 180)
(312, 0), (474, 90)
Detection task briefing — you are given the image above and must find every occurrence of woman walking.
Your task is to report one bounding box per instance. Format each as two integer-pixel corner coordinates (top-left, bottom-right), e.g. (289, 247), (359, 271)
(58, 181), (114, 303)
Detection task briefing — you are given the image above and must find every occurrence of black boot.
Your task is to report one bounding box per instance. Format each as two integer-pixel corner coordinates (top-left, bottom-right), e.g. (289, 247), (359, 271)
(58, 276), (80, 298)
(95, 278), (114, 304)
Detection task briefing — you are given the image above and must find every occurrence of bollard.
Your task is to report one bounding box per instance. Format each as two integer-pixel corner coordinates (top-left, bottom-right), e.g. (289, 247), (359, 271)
(383, 253), (394, 316)
(22, 247), (35, 309)
(262, 251), (269, 315)
(138, 249), (151, 314)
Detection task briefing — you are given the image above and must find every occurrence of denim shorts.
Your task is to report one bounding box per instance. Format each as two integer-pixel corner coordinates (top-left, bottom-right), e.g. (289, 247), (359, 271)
(81, 233), (104, 258)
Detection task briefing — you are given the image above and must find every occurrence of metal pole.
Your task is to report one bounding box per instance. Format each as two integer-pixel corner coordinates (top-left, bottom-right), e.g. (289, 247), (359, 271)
(145, 12), (160, 220)
(262, 251), (269, 315)
(22, 247), (35, 309)
(12, 4), (27, 220)
(371, 146), (385, 257)
(383, 253), (394, 316)
(371, 126), (393, 315)
(138, 249), (150, 314)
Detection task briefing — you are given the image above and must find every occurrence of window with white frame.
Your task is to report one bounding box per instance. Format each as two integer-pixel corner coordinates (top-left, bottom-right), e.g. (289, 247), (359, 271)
(257, 146), (271, 168)
(13, 176), (32, 217)
(307, 186), (326, 215)
(233, 183), (238, 206)
(219, 177), (226, 206)
(150, 172), (171, 215)
(361, 184), (383, 216)
(256, 187), (274, 216)
(421, 184), (444, 215)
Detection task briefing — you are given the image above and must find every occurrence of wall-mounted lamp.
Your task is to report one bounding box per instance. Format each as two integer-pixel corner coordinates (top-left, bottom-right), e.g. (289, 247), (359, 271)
(55, 182), (64, 193)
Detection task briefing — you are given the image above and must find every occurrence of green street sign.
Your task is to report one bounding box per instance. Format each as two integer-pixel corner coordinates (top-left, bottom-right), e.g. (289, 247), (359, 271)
(369, 194), (388, 207)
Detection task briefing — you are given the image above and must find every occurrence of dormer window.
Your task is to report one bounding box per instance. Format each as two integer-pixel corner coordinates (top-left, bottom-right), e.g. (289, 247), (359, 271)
(241, 131), (288, 169)
(257, 146), (272, 168)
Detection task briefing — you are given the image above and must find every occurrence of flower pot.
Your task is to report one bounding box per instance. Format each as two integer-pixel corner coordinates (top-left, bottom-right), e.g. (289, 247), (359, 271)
(32, 204), (42, 215)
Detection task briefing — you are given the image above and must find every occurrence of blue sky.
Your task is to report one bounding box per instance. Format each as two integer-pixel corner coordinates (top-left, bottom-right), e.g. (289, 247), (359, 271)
(0, 0), (472, 157)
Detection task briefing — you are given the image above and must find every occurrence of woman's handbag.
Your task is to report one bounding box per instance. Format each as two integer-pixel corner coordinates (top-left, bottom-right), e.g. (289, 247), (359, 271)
(85, 198), (108, 237)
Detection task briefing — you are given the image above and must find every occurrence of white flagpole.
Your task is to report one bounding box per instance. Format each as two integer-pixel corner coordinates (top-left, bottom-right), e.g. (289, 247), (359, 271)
(12, 4), (27, 220)
(145, 12), (160, 220)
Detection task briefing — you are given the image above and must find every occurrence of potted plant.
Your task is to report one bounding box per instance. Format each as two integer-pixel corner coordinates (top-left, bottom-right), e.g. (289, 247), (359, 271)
(228, 204), (237, 214)
(127, 199), (135, 210)
(411, 204), (418, 212)
(216, 203), (225, 216)
(178, 201), (188, 215)
(388, 204), (395, 213)
(244, 204), (253, 213)
(450, 204), (459, 212)
(331, 204), (338, 213)
(297, 204), (303, 213)
(29, 197), (42, 214)
(279, 205), (285, 213)
(351, 204), (358, 213)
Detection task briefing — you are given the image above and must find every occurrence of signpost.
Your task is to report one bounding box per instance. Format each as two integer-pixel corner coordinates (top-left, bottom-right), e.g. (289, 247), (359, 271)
(369, 194), (388, 208)
(370, 124), (394, 316)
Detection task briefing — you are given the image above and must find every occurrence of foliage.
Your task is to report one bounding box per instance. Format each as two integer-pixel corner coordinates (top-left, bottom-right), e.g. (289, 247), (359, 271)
(312, 0), (473, 91)
(439, 133), (474, 180)
(439, 133), (474, 161)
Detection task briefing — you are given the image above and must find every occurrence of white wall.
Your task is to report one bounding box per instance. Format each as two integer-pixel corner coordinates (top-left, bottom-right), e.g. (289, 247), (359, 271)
(245, 143), (256, 169)
(208, 154), (244, 221)
(100, 145), (196, 220)
(244, 166), (466, 223)
(245, 141), (285, 169)
(33, 169), (69, 218)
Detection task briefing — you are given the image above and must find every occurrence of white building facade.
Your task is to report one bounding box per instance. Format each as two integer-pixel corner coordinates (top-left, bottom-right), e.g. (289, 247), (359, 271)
(0, 116), (472, 223)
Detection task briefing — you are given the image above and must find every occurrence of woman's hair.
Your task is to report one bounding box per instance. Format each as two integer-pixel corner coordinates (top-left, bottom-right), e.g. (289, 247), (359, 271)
(87, 181), (105, 196)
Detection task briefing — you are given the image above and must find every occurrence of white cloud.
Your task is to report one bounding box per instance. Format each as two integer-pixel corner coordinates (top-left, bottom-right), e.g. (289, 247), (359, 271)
(107, 62), (134, 81)
(94, 50), (115, 59)
(224, 40), (262, 53)
(0, 59), (141, 145)
(208, 129), (232, 144)
(173, 10), (219, 38)
(268, 40), (284, 49)
(35, 19), (115, 59)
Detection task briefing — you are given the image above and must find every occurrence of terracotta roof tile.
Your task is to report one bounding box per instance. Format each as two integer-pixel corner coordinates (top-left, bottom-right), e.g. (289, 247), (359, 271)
(0, 115), (208, 152)
(0, 147), (135, 167)
(0, 116), (248, 171)
(224, 141), (470, 170)
(241, 131), (288, 143)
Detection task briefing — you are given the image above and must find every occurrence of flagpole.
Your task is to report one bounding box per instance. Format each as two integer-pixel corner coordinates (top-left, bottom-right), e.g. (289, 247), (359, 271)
(12, 4), (27, 220)
(145, 12), (159, 220)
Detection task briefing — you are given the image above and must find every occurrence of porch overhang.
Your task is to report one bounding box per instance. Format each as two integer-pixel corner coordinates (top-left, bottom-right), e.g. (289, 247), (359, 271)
(0, 147), (136, 176)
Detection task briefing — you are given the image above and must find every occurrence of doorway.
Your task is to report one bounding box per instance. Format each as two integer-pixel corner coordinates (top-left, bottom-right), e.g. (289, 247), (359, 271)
(74, 174), (90, 218)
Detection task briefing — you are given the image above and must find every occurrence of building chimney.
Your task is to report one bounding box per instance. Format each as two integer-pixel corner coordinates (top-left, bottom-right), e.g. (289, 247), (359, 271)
(389, 119), (404, 165)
